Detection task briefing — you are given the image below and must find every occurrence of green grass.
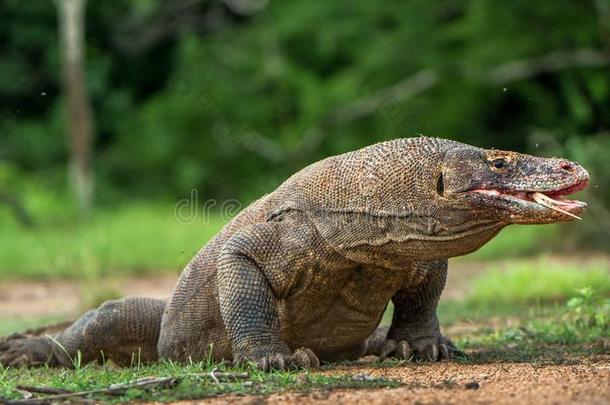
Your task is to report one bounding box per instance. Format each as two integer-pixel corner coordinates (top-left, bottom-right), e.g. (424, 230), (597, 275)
(466, 258), (610, 306)
(0, 362), (399, 403)
(455, 287), (610, 363)
(0, 203), (227, 280)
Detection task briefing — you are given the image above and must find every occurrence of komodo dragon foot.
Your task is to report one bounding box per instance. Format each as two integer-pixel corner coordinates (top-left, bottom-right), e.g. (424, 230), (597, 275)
(234, 347), (320, 371)
(366, 324), (464, 362)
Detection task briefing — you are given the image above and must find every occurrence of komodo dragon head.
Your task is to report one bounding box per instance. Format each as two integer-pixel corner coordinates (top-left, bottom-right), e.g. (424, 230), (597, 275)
(276, 137), (589, 262)
(441, 145), (589, 224)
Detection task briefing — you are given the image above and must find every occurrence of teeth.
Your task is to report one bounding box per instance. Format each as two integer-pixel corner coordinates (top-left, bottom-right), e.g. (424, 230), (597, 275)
(530, 192), (582, 220)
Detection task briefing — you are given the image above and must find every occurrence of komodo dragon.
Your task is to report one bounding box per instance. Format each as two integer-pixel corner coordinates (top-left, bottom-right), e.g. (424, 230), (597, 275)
(0, 136), (589, 370)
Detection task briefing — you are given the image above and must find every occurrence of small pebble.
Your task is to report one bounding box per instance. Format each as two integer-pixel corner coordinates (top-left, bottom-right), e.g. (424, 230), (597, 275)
(465, 381), (480, 390)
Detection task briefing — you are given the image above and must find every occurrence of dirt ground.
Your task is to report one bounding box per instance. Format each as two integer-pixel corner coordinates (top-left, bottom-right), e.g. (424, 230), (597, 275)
(0, 273), (176, 318)
(184, 359), (610, 405)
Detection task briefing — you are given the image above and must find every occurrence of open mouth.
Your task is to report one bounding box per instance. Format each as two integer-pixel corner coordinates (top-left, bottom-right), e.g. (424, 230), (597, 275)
(471, 179), (588, 220)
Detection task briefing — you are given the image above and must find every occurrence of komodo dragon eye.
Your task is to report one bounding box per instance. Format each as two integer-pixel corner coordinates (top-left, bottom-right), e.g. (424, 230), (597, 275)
(490, 157), (507, 170)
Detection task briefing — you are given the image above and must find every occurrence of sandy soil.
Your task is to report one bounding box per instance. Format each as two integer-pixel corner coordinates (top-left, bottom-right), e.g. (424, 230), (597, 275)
(192, 360), (610, 405)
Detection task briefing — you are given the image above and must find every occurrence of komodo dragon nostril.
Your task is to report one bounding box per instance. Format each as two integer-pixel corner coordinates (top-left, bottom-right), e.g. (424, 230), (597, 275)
(559, 161), (573, 172)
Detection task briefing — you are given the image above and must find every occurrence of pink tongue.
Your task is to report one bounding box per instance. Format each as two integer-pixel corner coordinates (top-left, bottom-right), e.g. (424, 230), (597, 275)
(514, 191), (528, 199)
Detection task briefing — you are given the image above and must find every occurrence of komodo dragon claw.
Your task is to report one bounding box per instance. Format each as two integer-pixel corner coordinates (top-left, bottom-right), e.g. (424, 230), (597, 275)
(379, 335), (465, 362)
(236, 348), (320, 371)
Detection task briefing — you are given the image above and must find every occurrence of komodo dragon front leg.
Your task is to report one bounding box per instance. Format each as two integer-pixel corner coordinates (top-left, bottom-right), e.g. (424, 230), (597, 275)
(366, 259), (460, 361)
(216, 219), (322, 371)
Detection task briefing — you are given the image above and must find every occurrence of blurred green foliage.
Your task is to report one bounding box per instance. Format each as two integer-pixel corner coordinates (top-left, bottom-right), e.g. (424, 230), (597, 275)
(0, 0), (609, 251)
(0, 203), (223, 279)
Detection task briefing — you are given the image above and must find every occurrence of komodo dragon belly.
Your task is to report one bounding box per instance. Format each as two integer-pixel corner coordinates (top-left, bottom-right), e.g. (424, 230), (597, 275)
(277, 264), (418, 360)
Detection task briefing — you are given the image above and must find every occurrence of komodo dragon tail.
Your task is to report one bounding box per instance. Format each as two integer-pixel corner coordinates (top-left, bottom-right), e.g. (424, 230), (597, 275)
(1, 297), (166, 367)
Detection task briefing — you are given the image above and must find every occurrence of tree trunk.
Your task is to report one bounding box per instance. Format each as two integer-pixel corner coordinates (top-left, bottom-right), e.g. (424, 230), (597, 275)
(57, 0), (94, 215)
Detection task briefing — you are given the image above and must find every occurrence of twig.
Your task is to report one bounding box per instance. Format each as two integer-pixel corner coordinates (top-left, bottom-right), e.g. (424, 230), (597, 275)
(290, 69), (439, 158)
(2, 398), (94, 405)
(15, 386), (72, 395)
(187, 371), (250, 380)
(3, 377), (179, 404)
(484, 48), (610, 84)
(332, 69), (439, 125)
(2, 371), (250, 404)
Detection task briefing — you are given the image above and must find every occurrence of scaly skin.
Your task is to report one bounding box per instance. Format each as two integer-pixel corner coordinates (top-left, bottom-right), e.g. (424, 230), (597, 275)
(0, 137), (589, 370)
